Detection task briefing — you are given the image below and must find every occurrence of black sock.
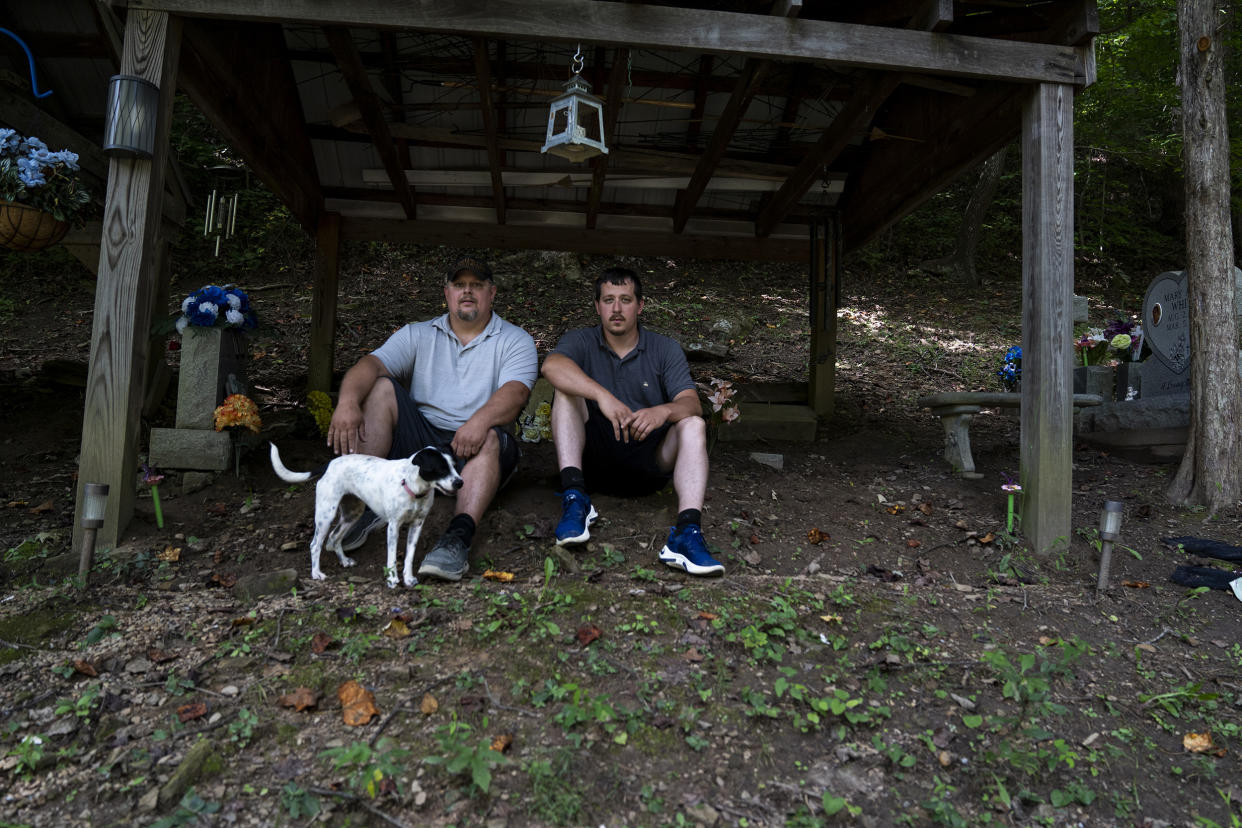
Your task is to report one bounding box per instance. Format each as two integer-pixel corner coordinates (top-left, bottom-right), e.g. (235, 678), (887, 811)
(676, 509), (701, 530)
(560, 466), (586, 493)
(446, 513), (476, 545)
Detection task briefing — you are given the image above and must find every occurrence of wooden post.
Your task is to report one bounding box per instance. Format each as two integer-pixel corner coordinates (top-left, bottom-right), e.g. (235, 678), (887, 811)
(1020, 83), (1075, 556)
(808, 212), (840, 417)
(73, 10), (181, 555)
(309, 211), (342, 393)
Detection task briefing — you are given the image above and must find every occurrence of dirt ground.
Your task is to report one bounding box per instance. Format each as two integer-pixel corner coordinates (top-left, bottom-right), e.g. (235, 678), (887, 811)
(1, 245), (1241, 827)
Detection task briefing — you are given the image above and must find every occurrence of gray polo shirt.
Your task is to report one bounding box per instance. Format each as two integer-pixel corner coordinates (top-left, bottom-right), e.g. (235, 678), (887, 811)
(372, 312), (537, 431)
(551, 325), (694, 411)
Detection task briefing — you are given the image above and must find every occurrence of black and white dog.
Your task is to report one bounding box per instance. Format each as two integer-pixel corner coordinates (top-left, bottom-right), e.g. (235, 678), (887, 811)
(270, 443), (463, 588)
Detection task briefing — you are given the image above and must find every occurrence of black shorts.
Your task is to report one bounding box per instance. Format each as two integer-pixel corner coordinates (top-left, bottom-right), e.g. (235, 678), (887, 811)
(582, 406), (672, 497)
(384, 377), (520, 484)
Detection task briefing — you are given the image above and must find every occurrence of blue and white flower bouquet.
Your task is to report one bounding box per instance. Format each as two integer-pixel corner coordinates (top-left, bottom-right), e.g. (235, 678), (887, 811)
(997, 346), (1021, 392)
(0, 128), (91, 223)
(175, 284), (257, 334)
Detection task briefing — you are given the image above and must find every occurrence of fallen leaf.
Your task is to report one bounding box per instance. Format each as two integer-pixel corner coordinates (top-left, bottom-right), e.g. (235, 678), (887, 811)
(954, 520), (969, 530)
(491, 733), (513, 753)
(311, 632), (335, 654)
(208, 572), (237, 588)
(6, 500), (28, 508)
(338, 680), (379, 726)
(157, 545), (181, 562)
(886, 504), (904, 515)
(697, 611), (719, 621)
(177, 702), (208, 722)
(979, 532), (995, 544)
(749, 533), (760, 544)
(918, 503), (934, 516)
(29, 500), (53, 514)
(72, 660), (98, 677)
(682, 647), (704, 662)
(231, 616), (255, 627)
(819, 614), (843, 624)
(482, 570), (515, 582)
(576, 624), (602, 646)
(906, 539), (921, 549)
(1184, 732), (1216, 753)
(382, 619), (411, 639)
(420, 693), (438, 715)
(206, 502), (228, 517)
(806, 527), (827, 544)
(279, 687), (318, 712)
(1038, 636), (1059, 646)
(1122, 580), (1151, 589)
(147, 649), (176, 664)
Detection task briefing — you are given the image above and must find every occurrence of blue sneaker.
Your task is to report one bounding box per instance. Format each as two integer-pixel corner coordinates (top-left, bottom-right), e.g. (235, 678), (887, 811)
(555, 488), (598, 546)
(659, 524), (724, 576)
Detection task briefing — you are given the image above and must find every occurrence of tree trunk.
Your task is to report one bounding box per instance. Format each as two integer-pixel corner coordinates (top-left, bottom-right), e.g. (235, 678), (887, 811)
(921, 147), (1007, 287)
(1167, 0), (1242, 512)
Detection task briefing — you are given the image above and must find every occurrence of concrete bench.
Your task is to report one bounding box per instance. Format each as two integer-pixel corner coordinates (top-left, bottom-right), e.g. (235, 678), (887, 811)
(916, 392), (1103, 478)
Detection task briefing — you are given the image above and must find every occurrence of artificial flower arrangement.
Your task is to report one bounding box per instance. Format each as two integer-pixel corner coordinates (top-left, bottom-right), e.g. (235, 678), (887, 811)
(518, 401), (553, 443)
(1102, 318), (1144, 363)
(175, 284), (257, 334)
(996, 346), (1021, 392)
(700, 378), (741, 424)
(214, 393), (262, 434)
(0, 128), (92, 224)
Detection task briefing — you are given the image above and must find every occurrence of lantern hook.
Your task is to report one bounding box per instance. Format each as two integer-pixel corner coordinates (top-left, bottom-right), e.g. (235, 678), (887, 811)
(571, 44), (584, 76)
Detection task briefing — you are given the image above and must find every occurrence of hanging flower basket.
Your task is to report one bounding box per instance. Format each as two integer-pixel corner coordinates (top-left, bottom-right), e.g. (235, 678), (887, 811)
(0, 200), (69, 252)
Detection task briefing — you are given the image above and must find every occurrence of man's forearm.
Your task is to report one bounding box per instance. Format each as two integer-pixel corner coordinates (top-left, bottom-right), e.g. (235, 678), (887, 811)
(470, 380), (531, 428)
(662, 390), (702, 423)
(542, 353), (613, 405)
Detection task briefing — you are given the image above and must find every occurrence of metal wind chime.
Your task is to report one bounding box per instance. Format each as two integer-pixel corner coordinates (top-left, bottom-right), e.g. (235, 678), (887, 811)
(202, 188), (238, 256)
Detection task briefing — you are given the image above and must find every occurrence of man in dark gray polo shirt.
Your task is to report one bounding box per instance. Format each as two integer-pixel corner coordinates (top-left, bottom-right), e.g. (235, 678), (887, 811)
(326, 257), (538, 582)
(541, 267), (723, 576)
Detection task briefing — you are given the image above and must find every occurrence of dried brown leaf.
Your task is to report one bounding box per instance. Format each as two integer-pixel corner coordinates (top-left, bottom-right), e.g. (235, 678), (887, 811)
(72, 659), (98, 677)
(420, 693), (438, 715)
(1184, 732), (1216, 753)
(177, 702), (207, 722)
(157, 545), (181, 562)
(806, 527), (827, 545)
(482, 570), (515, 582)
(29, 499), (53, 514)
(576, 624), (602, 646)
(382, 619), (411, 639)
(491, 733), (513, 753)
(337, 680), (379, 726)
(310, 632), (335, 654)
(279, 687), (318, 712)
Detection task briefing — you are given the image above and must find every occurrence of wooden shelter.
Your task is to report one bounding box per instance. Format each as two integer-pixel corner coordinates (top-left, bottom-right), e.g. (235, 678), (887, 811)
(0, 0), (1096, 556)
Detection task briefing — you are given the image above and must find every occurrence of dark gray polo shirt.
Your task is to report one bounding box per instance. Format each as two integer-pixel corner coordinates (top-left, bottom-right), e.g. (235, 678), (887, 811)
(551, 325), (694, 411)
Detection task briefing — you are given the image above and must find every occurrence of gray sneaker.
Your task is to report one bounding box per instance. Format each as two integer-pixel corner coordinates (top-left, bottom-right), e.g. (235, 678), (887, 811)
(341, 508), (384, 552)
(418, 532), (470, 581)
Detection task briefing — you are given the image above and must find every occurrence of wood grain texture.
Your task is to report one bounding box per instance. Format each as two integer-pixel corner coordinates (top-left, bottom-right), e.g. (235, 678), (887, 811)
(309, 212), (342, 393)
(1020, 82), (1074, 556)
(127, 0), (1085, 84)
(75, 10), (181, 551)
(808, 214), (840, 416)
(339, 217), (808, 262)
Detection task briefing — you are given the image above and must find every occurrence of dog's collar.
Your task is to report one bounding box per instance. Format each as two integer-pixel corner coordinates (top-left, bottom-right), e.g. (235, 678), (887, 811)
(402, 479), (429, 499)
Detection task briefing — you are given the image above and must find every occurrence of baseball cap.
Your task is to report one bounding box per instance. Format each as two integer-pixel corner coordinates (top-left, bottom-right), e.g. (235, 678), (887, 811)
(448, 257), (494, 283)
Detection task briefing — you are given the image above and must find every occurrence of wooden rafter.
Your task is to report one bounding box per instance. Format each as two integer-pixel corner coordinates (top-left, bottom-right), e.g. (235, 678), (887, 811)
(473, 38), (506, 225)
(323, 26), (416, 218)
(128, 0), (1086, 84)
(585, 47), (631, 230)
(839, 81), (1020, 251)
(756, 72), (901, 238)
(177, 18), (321, 233)
(673, 59), (769, 234)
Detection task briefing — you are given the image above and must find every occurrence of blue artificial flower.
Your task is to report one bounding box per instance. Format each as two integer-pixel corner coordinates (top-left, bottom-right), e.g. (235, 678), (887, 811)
(52, 150), (79, 170)
(189, 300), (220, 326)
(20, 136), (48, 154)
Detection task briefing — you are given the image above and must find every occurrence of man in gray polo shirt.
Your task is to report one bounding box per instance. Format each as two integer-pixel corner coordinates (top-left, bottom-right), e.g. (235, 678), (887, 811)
(541, 267), (723, 576)
(326, 257), (537, 581)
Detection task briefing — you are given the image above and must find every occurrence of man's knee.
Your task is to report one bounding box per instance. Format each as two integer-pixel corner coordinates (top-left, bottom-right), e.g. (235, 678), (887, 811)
(675, 415), (707, 446)
(551, 390), (588, 422)
(362, 376), (399, 417)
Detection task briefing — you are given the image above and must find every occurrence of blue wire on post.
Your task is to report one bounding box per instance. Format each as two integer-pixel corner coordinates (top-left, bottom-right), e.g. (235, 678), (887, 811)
(0, 28), (53, 99)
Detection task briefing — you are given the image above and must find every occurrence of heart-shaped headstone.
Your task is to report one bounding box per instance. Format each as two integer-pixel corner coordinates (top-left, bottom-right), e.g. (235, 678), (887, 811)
(1142, 270), (1189, 373)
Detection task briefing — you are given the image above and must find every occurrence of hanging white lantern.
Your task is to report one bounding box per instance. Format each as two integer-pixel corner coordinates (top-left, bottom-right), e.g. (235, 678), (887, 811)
(541, 46), (608, 163)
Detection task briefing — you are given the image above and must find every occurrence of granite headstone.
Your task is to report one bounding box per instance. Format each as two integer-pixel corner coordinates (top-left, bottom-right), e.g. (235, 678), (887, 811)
(1140, 270), (1190, 398)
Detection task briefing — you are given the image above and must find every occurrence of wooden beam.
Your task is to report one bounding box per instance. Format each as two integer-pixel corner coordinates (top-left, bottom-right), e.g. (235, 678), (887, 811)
(1020, 83), (1075, 557)
(756, 72), (901, 238)
(309, 212), (342, 393)
(74, 9), (180, 552)
(808, 213), (840, 416)
(585, 47), (630, 230)
(840, 81), (1020, 251)
(178, 19), (321, 234)
(340, 217), (808, 262)
(127, 0), (1086, 84)
(324, 26), (416, 219)
(772, 0), (802, 19)
(674, 59), (769, 234)
(907, 0), (953, 33)
(472, 38), (506, 225)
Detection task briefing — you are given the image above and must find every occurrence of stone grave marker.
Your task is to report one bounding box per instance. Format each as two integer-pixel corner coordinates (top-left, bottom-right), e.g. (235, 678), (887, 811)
(1140, 270), (1190, 398)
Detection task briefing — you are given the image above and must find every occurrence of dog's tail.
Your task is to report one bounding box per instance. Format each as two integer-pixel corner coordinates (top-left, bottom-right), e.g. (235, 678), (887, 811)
(269, 442), (314, 483)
